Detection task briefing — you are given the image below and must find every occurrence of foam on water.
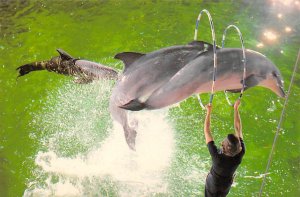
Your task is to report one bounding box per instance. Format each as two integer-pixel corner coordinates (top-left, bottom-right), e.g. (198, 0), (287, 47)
(24, 80), (175, 196)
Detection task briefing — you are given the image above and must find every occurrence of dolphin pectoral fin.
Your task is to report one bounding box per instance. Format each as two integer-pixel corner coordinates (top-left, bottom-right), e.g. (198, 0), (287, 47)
(16, 63), (45, 77)
(119, 99), (146, 111)
(226, 75), (263, 93)
(242, 74), (262, 88)
(124, 125), (137, 151)
(56, 49), (74, 61)
(114, 52), (145, 72)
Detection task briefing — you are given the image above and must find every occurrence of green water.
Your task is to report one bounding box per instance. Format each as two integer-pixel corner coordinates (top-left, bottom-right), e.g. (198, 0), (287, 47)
(1, 0), (299, 196)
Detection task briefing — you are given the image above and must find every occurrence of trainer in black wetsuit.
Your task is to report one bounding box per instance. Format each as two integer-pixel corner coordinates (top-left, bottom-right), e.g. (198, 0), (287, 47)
(203, 100), (245, 197)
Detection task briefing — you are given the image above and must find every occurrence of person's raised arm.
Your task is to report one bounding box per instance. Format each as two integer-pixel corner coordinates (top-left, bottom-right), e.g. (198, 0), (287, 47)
(234, 99), (243, 139)
(204, 104), (214, 144)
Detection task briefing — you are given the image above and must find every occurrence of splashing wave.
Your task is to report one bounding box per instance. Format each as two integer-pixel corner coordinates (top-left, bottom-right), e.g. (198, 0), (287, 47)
(24, 80), (175, 196)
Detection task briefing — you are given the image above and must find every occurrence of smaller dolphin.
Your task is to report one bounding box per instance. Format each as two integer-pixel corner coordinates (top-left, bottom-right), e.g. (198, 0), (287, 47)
(17, 49), (118, 83)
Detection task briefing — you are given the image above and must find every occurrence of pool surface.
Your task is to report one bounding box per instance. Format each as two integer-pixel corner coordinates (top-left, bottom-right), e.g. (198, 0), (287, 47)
(0, 0), (299, 196)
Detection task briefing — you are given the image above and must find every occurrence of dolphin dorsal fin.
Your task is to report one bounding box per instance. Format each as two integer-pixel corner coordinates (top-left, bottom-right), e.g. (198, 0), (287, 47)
(114, 52), (145, 72)
(188, 41), (219, 51)
(56, 49), (74, 60)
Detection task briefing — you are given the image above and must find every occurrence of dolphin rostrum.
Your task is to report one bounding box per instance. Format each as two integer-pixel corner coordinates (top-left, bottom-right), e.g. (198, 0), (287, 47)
(111, 41), (285, 149)
(17, 49), (118, 83)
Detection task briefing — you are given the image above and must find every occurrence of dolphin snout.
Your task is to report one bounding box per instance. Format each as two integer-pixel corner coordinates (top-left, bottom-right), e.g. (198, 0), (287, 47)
(278, 85), (286, 98)
(258, 75), (286, 98)
(274, 74), (286, 98)
(271, 77), (285, 98)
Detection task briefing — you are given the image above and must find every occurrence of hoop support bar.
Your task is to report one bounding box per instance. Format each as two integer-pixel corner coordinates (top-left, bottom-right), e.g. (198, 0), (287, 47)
(194, 9), (217, 109)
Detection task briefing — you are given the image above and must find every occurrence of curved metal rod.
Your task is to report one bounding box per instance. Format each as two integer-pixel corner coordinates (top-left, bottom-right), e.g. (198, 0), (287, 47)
(221, 24), (247, 106)
(194, 9), (217, 109)
(258, 49), (299, 196)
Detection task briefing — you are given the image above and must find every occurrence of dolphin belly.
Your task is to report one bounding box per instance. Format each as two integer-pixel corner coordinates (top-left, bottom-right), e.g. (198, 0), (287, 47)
(75, 60), (119, 80)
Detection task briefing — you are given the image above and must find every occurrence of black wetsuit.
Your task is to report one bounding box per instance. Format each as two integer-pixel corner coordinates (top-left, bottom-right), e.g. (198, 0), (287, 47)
(205, 138), (245, 197)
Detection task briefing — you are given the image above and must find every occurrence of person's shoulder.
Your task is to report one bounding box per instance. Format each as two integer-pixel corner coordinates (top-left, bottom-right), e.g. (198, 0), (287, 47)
(207, 140), (216, 148)
(207, 141), (218, 152)
(207, 140), (215, 145)
(239, 137), (245, 144)
(238, 138), (246, 155)
(207, 141), (219, 158)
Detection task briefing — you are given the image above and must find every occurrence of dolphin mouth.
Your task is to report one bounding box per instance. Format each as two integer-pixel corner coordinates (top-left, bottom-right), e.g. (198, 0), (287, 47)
(278, 85), (286, 98)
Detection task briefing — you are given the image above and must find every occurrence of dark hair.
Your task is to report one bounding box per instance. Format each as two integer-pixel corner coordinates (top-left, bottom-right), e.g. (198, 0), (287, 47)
(225, 134), (241, 156)
(227, 134), (239, 145)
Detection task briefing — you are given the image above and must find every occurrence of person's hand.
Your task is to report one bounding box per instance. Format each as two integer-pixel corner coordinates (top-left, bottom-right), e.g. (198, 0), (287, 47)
(205, 104), (212, 114)
(234, 99), (241, 110)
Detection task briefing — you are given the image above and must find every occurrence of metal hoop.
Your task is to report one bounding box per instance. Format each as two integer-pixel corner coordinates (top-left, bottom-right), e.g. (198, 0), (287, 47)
(194, 9), (217, 109)
(221, 25), (247, 106)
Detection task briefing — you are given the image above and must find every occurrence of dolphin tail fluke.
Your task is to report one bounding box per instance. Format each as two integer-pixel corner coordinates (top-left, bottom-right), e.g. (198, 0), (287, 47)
(124, 125), (137, 151)
(16, 62), (45, 77)
(109, 97), (138, 151)
(119, 99), (146, 111)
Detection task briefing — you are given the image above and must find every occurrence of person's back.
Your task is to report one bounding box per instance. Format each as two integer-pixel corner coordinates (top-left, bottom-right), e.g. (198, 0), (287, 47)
(203, 100), (245, 197)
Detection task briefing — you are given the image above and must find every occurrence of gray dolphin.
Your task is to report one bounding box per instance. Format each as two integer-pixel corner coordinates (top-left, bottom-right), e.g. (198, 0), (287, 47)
(117, 47), (285, 111)
(17, 49), (118, 83)
(109, 41), (214, 150)
(112, 42), (285, 149)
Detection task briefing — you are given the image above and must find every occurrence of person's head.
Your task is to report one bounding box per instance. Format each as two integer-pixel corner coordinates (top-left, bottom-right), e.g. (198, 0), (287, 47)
(221, 134), (242, 157)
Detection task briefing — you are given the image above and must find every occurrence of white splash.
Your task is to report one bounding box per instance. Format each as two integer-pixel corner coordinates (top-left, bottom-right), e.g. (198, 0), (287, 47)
(35, 110), (174, 180)
(24, 80), (175, 196)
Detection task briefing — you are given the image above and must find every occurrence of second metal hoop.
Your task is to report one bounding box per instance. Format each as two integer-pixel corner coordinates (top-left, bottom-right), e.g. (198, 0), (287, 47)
(222, 24), (247, 106)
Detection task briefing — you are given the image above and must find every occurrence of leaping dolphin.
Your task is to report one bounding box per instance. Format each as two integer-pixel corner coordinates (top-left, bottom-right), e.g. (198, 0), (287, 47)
(111, 41), (285, 149)
(115, 44), (285, 111)
(109, 41), (214, 150)
(17, 49), (118, 83)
